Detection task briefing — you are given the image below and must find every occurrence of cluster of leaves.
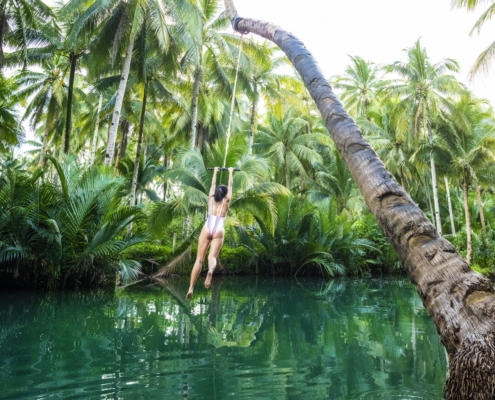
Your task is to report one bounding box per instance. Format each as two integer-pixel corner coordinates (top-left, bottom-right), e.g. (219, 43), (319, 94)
(0, 157), (147, 289)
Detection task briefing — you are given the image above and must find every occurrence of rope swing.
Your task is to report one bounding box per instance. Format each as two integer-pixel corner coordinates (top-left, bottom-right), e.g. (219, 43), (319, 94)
(222, 34), (244, 169)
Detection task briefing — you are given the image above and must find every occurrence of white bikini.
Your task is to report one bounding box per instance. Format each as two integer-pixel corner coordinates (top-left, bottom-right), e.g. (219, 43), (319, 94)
(205, 197), (226, 236)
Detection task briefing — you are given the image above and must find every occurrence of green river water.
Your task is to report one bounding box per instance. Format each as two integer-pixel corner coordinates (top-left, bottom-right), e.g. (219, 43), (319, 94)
(0, 277), (447, 399)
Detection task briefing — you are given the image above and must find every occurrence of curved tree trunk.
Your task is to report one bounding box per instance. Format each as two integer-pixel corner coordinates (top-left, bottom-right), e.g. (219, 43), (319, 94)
(463, 179), (473, 265)
(223, 2), (495, 397)
(105, 38), (134, 166)
(445, 176), (456, 236)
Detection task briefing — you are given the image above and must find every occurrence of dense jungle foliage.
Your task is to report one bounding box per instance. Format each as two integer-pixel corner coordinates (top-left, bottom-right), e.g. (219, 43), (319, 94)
(1, 0), (495, 289)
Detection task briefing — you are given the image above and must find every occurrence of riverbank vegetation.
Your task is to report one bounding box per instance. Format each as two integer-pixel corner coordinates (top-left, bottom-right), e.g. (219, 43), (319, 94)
(1, 0), (495, 289)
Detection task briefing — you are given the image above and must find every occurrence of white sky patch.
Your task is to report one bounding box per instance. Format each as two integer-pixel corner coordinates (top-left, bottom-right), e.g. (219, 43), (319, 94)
(235, 0), (495, 105)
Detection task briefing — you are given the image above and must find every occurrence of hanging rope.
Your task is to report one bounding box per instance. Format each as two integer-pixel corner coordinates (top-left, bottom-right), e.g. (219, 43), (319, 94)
(222, 34), (244, 168)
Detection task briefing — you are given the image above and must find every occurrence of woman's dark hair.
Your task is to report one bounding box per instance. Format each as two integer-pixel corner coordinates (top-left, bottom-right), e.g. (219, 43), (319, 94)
(214, 185), (228, 202)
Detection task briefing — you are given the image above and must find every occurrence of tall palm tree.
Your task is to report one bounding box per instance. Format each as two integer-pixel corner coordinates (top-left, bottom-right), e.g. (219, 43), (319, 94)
(331, 55), (384, 118)
(16, 58), (66, 166)
(255, 107), (331, 189)
(0, 0), (52, 69)
(386, 40), (463, 235)
(438, 92), (495, 263)
(68, 0), (197, 166)
(223, 2), (495, 395)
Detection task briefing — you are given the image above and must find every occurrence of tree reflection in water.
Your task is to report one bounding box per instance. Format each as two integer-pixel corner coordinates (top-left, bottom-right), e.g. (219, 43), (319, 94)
(0, 277), (446, 399)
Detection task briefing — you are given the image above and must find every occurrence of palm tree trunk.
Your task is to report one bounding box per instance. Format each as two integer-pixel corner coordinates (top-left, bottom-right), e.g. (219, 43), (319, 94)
(475, 180), (487, 245)
(64, 52), (77, 154)
(223, 2), (495, 396)
(130, 86), (147, 208)
(163, 152), (168, 201)
(197, 124), (205, 152)
(0, 12), (6, 70)
(284, 153), (290, 189)
(428, 127), (442, 235)
(463, 179), (472, 264)
(444, 176), (456, 236)
(39, 120), (50, 167)
(248, 92), (258, 155)
(113, 120), (128, 172)
(425, 181), (435, 229)
(190, 66), (201, 149)
(90, 94), (103, 165)
(127, 84), (147, 236)
(105, 38), (134, 166)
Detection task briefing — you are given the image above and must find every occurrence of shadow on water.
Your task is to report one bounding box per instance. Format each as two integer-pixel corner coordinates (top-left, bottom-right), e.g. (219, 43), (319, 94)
(0, 277), (447, 399)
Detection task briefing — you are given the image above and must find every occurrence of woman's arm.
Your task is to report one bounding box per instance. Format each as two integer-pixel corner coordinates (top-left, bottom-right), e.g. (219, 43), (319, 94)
(226, 167), (234, 201)
(209, 167), (219, 197)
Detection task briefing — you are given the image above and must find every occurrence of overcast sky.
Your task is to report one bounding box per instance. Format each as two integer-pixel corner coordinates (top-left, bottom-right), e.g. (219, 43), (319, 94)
(233, 0), (495, 105)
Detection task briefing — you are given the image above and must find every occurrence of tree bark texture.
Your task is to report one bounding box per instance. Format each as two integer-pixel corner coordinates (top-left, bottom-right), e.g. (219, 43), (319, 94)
(90, 94), (103, 165)
(105, 38), (134, 166)
(64, 52), (77, 154)
(222, 2), (495, 397)
(190, 66), (202, 149)
(463, 180), (473, 265)
(114, 119), (129, 171)
(445, 176), (456, 236)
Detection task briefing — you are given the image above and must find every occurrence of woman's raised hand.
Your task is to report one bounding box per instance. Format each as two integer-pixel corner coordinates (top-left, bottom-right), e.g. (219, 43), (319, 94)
(228, 167), (234, 174)
(214, 167), (220, 173)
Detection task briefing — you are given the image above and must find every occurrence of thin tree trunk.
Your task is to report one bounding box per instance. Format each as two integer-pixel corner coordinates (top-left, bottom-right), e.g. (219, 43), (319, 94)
(197, 124), (205, 153)
(444, 176), (456, 236)
(39, 120), (50, 168)
(0, 12), (6, 70)
(163, 152), (168, 201)
(64, 52), (77, 154)
(248, 91), (258, 155)
(105, 38), (134, 166)
(90, 94), (103, 165)
(428, 127), (442, 235)
(425, 181), (435, 229)
(463, 179), (472, 265)
(223, 2), (495, 396)
(284, 153), (290, 189)
(114, 119), (129, 172)
(475, 180), (487, 245)
(190, 66), (201, 149)
(130, 88), (147, 207)
(127, 85), (147, 236)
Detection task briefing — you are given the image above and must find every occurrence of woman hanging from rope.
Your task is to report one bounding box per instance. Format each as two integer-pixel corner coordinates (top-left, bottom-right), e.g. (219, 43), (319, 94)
(186, 167), (235, 298)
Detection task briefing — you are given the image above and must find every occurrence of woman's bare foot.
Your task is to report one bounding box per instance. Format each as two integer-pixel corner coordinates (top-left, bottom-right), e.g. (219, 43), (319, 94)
(204, 271), (213, 289)
(186, 290), (193, 299)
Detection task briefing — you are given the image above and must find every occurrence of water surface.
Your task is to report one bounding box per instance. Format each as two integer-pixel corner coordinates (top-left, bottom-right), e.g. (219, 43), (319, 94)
(0, 277), (447, 399)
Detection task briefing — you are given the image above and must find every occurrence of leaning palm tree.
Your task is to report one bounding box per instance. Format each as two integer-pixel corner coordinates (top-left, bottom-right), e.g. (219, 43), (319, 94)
(223, 1), (495, 396)
(386, 40), (463, 235)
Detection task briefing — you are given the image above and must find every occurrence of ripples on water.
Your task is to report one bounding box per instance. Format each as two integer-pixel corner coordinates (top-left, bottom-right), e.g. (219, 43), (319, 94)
(0, 277), (447, 399)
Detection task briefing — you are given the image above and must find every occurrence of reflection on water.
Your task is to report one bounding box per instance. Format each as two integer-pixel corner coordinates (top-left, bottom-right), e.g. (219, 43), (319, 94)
(0, 277), (447, 399)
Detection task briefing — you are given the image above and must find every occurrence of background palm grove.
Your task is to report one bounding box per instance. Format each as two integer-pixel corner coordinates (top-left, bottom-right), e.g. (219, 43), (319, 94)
(1, 0), (495, 289)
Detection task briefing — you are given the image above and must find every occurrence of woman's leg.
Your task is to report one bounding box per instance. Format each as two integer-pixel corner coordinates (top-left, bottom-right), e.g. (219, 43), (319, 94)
(186, 227), (211, 298)
(204, 230), (224, 289)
